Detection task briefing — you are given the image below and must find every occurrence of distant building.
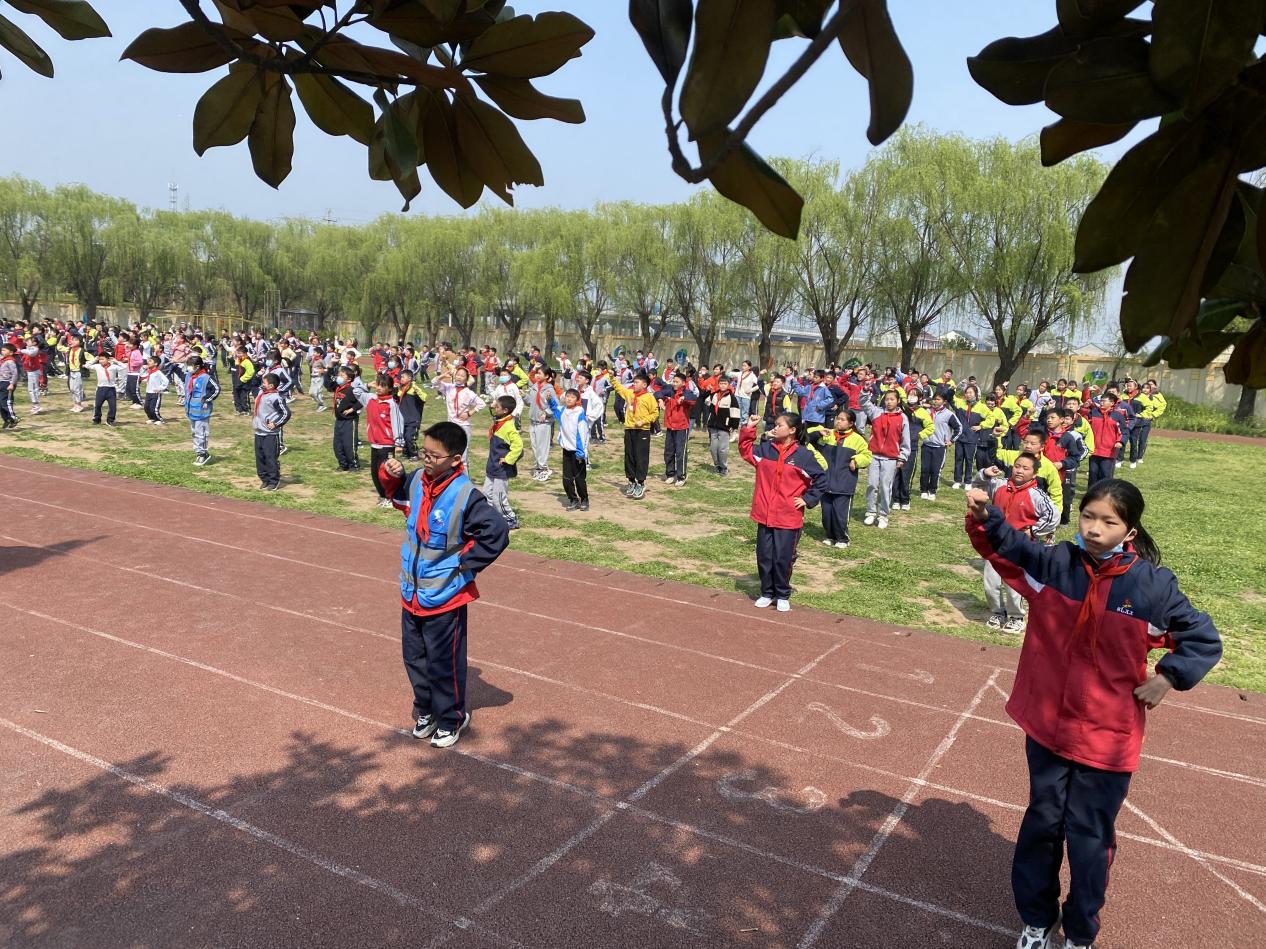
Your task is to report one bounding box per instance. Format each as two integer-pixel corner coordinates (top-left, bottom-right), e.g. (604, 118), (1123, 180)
(1073, 341), (1110, 357)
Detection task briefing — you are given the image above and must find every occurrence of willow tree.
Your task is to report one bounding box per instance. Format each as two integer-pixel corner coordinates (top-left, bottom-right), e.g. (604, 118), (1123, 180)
(671, 193), (744, 369)
(112, 211), (185, 320)
(866, 130), (966, 370)
(47, 184), (131, 321)
(609, 202), (675, 354)
(935, 136), (1111, 387)
(479, 208), (534, 354)
(0, 176), (49, 320)
(736, 170), (799, 368)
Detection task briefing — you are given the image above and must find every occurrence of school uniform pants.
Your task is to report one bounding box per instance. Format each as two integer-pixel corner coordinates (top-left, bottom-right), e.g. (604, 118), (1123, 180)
(976, 437), (997, 473)
(309, 378), (325, 409)
(1013, 736), (1131, 947)
(820, 494), (853, 543)
(953, 440), (976, 484)
(0, 382), (14, 423)
(893, 453), (914, 505)
(125, 372), (141, 404)
(144, 392), (164, 422)
(708, 429), (730, 473)
(402, 419), (420, 458)
(233, 383), (251, 414)
(664, 427), (688, 481)
(756, 524), (800, 600)
(1128, 419), (1151, 461)
(919, 442), (946, 494)
(624, 428), (651, 485)
(333, 417), (358, 470)
(482, 476), (519, 527)
(1061, 471), (1077, 526)
(370, 446), (394, 497)
(26, 373), (40, 407)
(1087, 456), (1114, 488)
(562, 449), (588, 503)
(983, 562), (1025, 618)
(93, 386), (117, 423)
(254, 432), (281, 487)
(190, 419), (210, 457)
(401, 605), (468, 731)
(68, 372), (84, 404)
(530, 420), (553, 472)
(865, 457), (897, 516)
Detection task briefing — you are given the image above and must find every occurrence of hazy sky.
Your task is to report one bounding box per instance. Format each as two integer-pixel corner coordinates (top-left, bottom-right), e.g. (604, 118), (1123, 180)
(2, 1), (1122, 221)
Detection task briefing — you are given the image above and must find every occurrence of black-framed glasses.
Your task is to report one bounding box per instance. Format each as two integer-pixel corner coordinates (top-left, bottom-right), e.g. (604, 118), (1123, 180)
(420, 450), (457, 463)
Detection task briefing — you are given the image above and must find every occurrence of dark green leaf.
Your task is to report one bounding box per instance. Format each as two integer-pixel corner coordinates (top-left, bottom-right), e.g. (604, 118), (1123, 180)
(1056, 0), (1145, 39)
(368, 3), (473, 47)
(1151, 0), (1261, 114)
(454, 92), (544, 203)
(0, 11), (53, 76)
(421, 0), (464, 21)
(1198, 298), (1251, 333)
(294, 72), (374, 145)
(473, 74), (584, 123)
(1074, 118), (1208, 271)
(248, 75), (296, 188)
(461, 12), (594, 79)
(1201, 186), (1247, 295)
(628, 0), (693, 86)
(1046, 35), (1178, 124)
(776, 0), (832, 38)
(967, 28), (1079, 107)
(193, 62), (263, 155)
(1224, 320), (1266, 388)
(1039, 118), (1135, 166)
(1119, 152), (1238, 349)
(1144, 330), (1241, 369)
(121, 21), (245, 74)
(679, 0), (778, 138)
(375, 88), (419, 180)
(837, 0), (913, 146)
(699, 133), (803, 238)
(420, 92), (484, 208)
(4, 0), (110, 41)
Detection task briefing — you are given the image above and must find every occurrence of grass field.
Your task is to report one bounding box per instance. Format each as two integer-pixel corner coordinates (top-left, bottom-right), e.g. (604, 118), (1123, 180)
(3, 381), (1264, 693)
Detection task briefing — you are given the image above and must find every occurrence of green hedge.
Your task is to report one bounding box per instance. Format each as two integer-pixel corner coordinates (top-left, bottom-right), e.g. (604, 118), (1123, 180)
(1153, 395), (1266, 437)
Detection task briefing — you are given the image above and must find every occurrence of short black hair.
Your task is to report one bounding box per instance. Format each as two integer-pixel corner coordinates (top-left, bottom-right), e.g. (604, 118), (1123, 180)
(424, 421), (468, 456)
(262, 372), (280, 387)
(1015, 451), (1041, 470)
(187, 355), (203, 369)
(495, 395), (517, 414)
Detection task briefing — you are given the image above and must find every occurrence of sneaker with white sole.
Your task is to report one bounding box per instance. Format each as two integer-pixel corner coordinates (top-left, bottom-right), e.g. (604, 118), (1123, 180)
(775, 599), (791, 612)
(822, 538), (835, 546)
(411, 714), (438, 739)
(927, 494), (937, 502)
(834, 541), (849, 548)
(986, 612), (1006, 629)
(1062, 939), (1093, 949)
(952, 482), (961, 490)
(193, 454), (209, 466)
(863, 512), (876, 526)
(1004, 616), (1026, 633)
(631, 483), (645, 499)
(430, 712), (470, 748)
(877, 516), (888, 529)
(754, 596), (773, 609)
(1015, 921), (1061, 949)
(622, 481), (635, 497)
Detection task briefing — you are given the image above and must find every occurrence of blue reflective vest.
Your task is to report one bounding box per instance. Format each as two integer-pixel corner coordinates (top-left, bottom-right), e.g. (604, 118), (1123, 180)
(399, 470), (476, 609)
(185, 371), (216, 421)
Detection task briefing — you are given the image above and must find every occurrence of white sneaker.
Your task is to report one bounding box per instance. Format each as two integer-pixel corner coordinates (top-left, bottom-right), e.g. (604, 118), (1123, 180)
(775, 599), (791, 612)
(754, 596), (773, 609)
(430, 712), (470, 748)
(927, 494), (937, 502)
(951, 482), (961, 489)
(877, 516), (888, 529)
(863, 512), (876, 526)
(901, 503), (912, 510)
(1062, 939), (1092, 949)
(1129, 462), (1137, 469)
(1015, 922), (1061, 949)
(919, 492), (928, 500)
(822, 538), (835, 546)
(834, 541), (849, 548)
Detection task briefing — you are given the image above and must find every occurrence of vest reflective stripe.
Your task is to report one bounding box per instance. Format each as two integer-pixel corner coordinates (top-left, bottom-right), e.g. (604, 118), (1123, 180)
(399, 472), (476, 608)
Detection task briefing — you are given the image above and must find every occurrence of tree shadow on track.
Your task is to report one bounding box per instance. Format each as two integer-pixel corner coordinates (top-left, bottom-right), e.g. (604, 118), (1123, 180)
(0, 727), (1017, 948)
(0, 537), (107, 578)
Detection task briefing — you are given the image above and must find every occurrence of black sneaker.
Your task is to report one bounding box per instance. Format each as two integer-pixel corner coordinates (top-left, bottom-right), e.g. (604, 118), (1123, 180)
(563, 499), (578, 511)
(430, 712), (470, 748)
(411, 713), (439, 739)
(578, 501), (589, 512)
(104, 420), (116, 427)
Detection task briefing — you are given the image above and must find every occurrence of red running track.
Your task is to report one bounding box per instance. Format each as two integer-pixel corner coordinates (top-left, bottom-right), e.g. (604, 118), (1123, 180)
(0, 454), (1262, 948)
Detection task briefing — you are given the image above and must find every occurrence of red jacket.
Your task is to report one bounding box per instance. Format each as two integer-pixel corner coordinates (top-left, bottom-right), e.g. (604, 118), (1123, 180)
(365, 393), (401, 447)
(738, 426), (827, 529)
(868, 409), (907, 460)
(1088, 413), (1121, 458)
(660, 389), (695, 430)
(967, 509), (1221, 772)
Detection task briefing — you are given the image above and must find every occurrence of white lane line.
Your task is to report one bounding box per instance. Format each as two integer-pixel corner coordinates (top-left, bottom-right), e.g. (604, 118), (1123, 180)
(0, 716), (522, 947)
(1123, 799), (1266, 915)
(797, 670), (1002, 949)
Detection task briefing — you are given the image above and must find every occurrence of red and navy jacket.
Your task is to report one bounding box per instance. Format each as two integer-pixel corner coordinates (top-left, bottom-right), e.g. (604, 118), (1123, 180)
(655, 386), (697, 430)
(1087, 410), (1122, 459)
(738, 426), (828, 529)
(967, 509), (1221, 772)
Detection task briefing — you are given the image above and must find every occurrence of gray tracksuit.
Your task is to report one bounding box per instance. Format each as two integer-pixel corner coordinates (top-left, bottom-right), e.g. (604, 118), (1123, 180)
(252, 389), (292, 435)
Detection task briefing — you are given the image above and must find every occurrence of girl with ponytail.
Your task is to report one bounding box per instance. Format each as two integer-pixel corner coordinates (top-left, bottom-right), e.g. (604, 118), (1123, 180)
(965, 478), (1221, 949)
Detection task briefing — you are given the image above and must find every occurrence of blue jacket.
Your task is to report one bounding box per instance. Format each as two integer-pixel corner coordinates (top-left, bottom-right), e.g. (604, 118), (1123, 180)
(791, 380), (840, 424)
(184, 370), (221, 421)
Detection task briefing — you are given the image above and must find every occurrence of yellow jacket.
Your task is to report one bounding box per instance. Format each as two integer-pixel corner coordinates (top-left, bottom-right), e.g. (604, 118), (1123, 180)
(611, 378), (658, 429)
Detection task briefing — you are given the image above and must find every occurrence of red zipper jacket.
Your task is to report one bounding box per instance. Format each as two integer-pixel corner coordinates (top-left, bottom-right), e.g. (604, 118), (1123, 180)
(738, 426), (828, 529)
(967, 509), (1221, 772)
(1087, 413), (1121, 458)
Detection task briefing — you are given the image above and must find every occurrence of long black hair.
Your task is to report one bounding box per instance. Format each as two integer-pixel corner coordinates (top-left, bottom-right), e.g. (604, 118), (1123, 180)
(774, 411), (808, 445)
(1079, 478), (1161, 565)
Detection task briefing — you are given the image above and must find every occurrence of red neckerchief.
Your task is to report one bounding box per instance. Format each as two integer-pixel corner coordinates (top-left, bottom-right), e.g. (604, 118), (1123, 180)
(772, 438), (798, 481)
(186, 369), (206, 395)
(1074, 550), (1136, 669)
(489, 414), (514, 440)
(713, 389), (729, 409)
(254, 388), (273, 416)
(415, 464), (463, 541)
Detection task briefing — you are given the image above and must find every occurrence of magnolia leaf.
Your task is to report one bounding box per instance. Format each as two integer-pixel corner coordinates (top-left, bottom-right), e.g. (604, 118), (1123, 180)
(1046, 35), (1177, 124)
(1119, 152), (1238, 350)
(4, 0), (110, 40)
(699, 133), (803, 238)
(1200, 187), (1247, 295)
(122, 21), (247, 74)
(1074, 118), (1208, 272)
(628, 0), (693, 85)
(461, 11), (594, 79)
(298, 32), (458, 91)
(421, 0), (464, 21)
(193, 62), (264, 155)
(1144, 330), (1241, 369)
(473, 74), (583, 122)
(248, 74), (296, 188)
(369, 3), (456, 47)
(1151, 0), (1261, 114)
(235, 1), (306, 42)
(454, 93), (544, 204)
(837, 0), (913, 146)
(777, 0), (832, 38)
(967, 28), (1078, 107)
(0, 11), (53, 77)
(1224, 320), (1266, 388)
(375, 88), (419, 180)
(1039, 118), (1135, 166)
(294, 72), (373, 145)
(420, 92), (484, 208)
(680, 0), (778, 139)
(1056, 0), (1145, 39)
